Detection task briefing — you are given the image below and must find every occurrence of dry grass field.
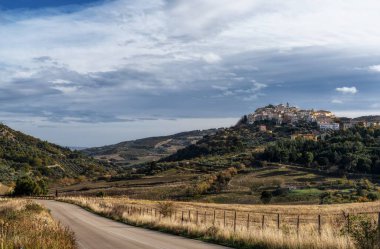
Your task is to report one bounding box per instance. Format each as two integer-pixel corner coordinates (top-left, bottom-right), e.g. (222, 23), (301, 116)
(59, 196), (380, 249)
(0, 183), (10, 195)
(0, 199), (76, 249)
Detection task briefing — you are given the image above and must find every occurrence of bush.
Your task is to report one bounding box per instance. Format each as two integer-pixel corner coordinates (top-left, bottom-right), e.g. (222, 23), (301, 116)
(96, 191), (106, 197)
(25, 202), (44, 213)
(13, 176), (48, 196)
(345, 215), (380, 249)
(367, 192), (379, 201)
(156, 201), (175, 217)
(260, 190), (272, 204)
(272, 187), (289, 197)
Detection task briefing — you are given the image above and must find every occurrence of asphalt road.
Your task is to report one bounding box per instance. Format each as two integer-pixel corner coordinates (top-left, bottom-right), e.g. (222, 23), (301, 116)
(37, 200), (230, 249)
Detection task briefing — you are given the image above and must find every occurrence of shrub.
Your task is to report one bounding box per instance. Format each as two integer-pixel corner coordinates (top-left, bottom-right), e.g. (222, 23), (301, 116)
(156, 201), (175, 217)
(250, 180), (264, 194)
(367, 192), (379, 201)
(13, 176), (48, 196)
(272, 187), (289, 197)
(260, 190), (272, 204)
(345, 215), (380, 249)
(25, 202), (44, 213)
(96, 191), (106, 197)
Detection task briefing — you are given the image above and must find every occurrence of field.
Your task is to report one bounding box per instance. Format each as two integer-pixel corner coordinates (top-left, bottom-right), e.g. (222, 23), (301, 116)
(0, 183), (10, 195)
(60, 196), (380, 249)
(53, 164), (380, 205)
(0, 199), (76, 249)
(52, 169), (196, 199)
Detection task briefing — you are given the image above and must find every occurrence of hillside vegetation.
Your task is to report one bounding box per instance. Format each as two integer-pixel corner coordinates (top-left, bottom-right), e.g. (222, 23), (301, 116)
(58, 121), (380, 205)
(0, 123), (107, 184)
(261, 126), (380, 174)
(82, 129), (218, 167)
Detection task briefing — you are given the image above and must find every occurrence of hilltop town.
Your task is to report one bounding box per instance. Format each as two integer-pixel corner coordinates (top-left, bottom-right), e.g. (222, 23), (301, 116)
(246, 103), (380, 131)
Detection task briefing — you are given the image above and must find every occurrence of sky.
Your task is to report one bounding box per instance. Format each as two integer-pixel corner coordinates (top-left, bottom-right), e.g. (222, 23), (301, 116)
(1, 0), (380, 147)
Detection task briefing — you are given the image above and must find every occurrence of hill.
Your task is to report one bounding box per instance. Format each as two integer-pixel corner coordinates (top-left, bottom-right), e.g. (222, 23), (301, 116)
(0, 123), (106, 184)
(82, 129), (219, 167)
(354, 115), (380, 122)
(162, 120), (317, 162)
(56, 105), (380, 205)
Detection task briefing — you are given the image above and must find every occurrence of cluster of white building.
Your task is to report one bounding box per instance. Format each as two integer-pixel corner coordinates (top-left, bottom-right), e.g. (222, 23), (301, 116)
(247, 104), (340, 130)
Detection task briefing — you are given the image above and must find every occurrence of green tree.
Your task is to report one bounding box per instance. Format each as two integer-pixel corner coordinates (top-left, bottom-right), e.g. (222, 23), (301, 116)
(13, 176), (48, 196)
(304, 152), (314, 166)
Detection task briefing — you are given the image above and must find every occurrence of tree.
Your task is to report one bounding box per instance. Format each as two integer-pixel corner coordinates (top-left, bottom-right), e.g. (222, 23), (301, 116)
(13, 176), (48, 196)
(304, 152), (314, 166)
(260, 190), (272, 204)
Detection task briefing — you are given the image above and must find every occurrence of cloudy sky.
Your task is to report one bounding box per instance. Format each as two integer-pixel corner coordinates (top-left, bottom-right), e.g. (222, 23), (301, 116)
(1, 0), (380, 147)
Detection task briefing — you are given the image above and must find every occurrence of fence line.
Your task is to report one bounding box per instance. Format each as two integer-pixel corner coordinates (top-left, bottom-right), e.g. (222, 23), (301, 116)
(111, 202), (380, 235)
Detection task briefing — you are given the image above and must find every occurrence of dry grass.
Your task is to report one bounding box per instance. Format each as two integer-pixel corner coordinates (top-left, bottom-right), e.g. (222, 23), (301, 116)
(0, 198), (76, 249)
(59, 196), (365, 249)
(0, 183), (11, 195)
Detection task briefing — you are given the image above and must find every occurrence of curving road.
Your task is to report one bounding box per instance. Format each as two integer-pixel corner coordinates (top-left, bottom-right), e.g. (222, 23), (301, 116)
(37, 200), (230, 249)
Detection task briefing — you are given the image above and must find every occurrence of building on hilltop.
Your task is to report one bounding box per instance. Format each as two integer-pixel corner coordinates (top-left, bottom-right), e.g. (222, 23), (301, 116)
(319, 122), (340, 131)
(247, 104), (335, 126)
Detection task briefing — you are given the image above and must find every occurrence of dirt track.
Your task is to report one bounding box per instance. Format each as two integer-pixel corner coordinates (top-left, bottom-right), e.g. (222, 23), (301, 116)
(38, 200), (230, 249)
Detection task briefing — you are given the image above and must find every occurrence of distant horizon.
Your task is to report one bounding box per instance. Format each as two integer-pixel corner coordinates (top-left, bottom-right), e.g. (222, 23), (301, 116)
(4, 105), (380, 148)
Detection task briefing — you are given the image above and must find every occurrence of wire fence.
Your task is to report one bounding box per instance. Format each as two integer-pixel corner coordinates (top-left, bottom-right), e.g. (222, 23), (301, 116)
(113, 203), (380, 235)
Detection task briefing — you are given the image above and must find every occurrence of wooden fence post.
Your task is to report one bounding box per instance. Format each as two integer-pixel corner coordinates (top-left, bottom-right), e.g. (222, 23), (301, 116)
(188, 210), (191, 223)
(204, 211), (207, 224)
(247, 213), (250, 230)
(233, 211), (237, 232)
(213, 210), (216, 226)
(318, 215), (321, 236)
(347, 213), (350, 234)
(277, 213), (280, 230)
(181, 211), (184, 225)
(297, 215), (300, 238)
(196, 210), (199, 225)
(223, 211), (226, 227)
(262, 215), (265, 230)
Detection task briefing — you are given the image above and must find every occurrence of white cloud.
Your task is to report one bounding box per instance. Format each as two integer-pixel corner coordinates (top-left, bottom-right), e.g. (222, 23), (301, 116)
(202, 53), (222, 64)
(336, 86), (358, 94)
(51, 79), (72, 85)
(52, 85), (78, 94)
(368, 65), (380, 72)
(331, 99), (343, 104)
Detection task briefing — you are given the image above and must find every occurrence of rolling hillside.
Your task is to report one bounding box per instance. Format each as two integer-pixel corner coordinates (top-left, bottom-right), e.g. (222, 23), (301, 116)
(82, 129), (219, 167)
(0, 123), (106, 183)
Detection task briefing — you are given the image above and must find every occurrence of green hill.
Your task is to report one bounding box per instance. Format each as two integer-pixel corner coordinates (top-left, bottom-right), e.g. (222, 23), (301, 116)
(0, 123), (106, 184)
(162, 120), (318, 162)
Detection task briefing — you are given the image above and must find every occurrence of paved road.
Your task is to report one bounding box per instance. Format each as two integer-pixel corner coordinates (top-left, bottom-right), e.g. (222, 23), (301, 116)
(37, 200), (230, 249)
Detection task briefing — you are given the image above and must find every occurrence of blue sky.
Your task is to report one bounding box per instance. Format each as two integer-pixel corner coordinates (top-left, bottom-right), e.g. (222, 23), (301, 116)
(1, 0), (380, 147)
(0, 0), (101, 10)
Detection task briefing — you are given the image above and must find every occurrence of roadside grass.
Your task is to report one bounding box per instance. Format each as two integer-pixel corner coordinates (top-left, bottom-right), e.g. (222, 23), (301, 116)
(0, 199), (76, 249)
(59, 196), (363, 249)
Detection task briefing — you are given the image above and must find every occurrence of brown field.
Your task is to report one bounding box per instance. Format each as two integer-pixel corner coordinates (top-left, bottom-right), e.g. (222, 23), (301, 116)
(0, 183), (10, 195)
(53, 169), (197, 199)
(59, 196), (380, 249)
(0, 198), (76, 249)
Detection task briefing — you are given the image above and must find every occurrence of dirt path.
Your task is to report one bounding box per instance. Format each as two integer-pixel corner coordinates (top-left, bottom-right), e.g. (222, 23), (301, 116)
(37, 200), (230, 249)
